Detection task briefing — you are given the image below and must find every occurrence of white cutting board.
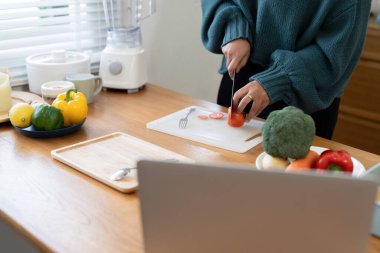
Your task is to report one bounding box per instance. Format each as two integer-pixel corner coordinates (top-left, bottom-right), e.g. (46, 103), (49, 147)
(147, 106), (264, 153)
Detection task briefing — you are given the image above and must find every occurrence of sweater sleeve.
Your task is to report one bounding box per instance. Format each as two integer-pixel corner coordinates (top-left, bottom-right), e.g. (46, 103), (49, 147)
(201, 1), (253, 54)
(251, 3), (370, 113)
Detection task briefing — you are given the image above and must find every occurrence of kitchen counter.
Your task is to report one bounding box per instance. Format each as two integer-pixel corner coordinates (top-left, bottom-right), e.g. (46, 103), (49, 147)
(1, 84), (380, 252)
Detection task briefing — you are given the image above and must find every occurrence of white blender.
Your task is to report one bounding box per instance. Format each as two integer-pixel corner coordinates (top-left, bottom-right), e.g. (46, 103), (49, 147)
(100, 0), (156, 92)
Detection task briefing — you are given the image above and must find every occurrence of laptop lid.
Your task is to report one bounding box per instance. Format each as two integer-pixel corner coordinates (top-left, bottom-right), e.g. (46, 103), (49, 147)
(137, 160), (377, 253)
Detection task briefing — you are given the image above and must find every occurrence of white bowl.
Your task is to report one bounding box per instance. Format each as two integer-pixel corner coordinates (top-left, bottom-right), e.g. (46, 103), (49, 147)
(41, 80), (75, 104)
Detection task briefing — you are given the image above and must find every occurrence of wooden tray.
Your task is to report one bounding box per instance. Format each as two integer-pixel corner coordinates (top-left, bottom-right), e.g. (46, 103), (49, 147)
(0, 91), (45, 123)
(51, 132), (194, 193)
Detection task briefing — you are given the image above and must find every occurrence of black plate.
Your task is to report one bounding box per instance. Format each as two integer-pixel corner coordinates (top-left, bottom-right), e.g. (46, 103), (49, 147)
(14, 120), (85, 138)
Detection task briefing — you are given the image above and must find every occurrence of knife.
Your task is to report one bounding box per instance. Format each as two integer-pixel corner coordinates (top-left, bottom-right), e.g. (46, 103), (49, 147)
(228, 71), (236, 124)
(230, 71), (236, 110)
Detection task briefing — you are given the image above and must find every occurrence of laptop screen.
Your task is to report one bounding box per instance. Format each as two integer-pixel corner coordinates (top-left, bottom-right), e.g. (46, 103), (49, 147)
(137, 160), (377, 253)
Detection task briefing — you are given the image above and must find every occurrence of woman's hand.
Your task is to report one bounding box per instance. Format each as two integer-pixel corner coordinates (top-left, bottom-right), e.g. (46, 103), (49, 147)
(233, 80), (270, 121)
(222, 39), (250, 79)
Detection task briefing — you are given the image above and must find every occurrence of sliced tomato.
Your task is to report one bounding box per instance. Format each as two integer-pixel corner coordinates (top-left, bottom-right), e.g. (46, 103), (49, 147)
(209, 112), (224, 120)
(197, 115), (209, 120)
(227, 107), (245, 127)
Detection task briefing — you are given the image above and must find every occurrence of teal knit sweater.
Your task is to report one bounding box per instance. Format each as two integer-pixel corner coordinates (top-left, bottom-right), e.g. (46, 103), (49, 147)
(201, 0), (371, 113)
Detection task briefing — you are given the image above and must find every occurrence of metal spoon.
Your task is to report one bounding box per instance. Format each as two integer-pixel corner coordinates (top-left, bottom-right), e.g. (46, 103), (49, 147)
(110, 159), (180, 181)
(110, 168), (133, 181)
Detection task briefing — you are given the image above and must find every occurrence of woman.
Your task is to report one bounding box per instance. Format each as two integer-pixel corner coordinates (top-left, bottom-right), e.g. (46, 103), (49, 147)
(201, 0), (371, 139)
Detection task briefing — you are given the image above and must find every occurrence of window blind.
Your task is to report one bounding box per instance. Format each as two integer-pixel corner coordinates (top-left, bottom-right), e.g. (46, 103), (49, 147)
(0, 0), (107, 86)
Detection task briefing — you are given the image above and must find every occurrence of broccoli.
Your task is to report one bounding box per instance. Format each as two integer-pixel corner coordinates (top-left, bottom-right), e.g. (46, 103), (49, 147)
(262, 106), (315, 159)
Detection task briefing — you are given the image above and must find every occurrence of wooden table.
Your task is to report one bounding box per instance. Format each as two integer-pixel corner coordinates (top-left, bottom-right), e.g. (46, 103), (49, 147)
(1, 84), (379, 253)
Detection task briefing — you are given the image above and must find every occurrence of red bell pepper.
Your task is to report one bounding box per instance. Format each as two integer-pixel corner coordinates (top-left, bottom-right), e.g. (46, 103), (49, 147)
(315, 150), (354, 173)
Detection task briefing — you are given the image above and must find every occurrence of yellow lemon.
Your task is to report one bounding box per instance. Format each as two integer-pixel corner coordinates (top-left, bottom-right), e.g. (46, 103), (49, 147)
(8, 102), (34, 128)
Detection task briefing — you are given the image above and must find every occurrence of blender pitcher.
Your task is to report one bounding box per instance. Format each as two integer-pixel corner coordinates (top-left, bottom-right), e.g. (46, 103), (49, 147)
(100, 0), (156, 91)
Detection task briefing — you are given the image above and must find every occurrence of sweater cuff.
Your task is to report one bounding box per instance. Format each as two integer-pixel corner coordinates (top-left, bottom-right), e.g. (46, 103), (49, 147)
(250, 64), (292, 104)
(222, 13), (253, 47)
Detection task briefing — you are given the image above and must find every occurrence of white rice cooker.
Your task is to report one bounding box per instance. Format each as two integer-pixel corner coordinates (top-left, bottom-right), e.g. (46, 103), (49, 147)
(26, 50), (91, 95)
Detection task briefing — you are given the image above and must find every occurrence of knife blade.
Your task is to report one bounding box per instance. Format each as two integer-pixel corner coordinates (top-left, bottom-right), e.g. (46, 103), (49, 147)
(228, 71), (236, 124)
(230, 71), (236, 110)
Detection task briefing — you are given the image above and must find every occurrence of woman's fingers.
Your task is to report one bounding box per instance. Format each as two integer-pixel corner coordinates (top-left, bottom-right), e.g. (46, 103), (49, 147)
(233, 81), (270, 120)
(245, 98), (263, 121)
(227, 58), (239, 79)
(222, 39), (251, 79)
(227, 53), (250, 78)
(232, 85), (249, 108)
(236, 54), (250, 73)
(237, 94), (254, 114)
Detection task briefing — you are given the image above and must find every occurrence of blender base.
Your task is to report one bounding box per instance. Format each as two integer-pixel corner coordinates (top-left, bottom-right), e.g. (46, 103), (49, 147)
(99, 46), (148, 91)
(102, 85), (145, 93)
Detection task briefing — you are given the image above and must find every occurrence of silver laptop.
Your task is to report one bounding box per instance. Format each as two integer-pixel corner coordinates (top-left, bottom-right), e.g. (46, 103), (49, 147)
(137, 160), (377, 253)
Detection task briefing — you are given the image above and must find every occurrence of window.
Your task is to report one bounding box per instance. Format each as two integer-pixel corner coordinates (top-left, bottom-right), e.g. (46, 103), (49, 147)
(0, 0), (107, 86)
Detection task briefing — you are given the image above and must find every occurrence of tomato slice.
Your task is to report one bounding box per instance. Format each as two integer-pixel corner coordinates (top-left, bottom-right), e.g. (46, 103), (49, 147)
(197, 115), (209, 120)
(209, 112), (224, 120)
(227, 107), (245, 127)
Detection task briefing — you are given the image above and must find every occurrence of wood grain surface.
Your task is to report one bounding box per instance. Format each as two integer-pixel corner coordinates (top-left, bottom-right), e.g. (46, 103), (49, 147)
(51, 132), (194, 193)
(1, 84), (379, 253)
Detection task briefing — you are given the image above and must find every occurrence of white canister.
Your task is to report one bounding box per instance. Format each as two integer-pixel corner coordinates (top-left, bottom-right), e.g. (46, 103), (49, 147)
(26, 50), (91, 95)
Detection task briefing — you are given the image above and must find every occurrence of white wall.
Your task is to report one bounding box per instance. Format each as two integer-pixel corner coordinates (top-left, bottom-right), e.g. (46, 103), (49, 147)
(141, 0), (222, 103)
